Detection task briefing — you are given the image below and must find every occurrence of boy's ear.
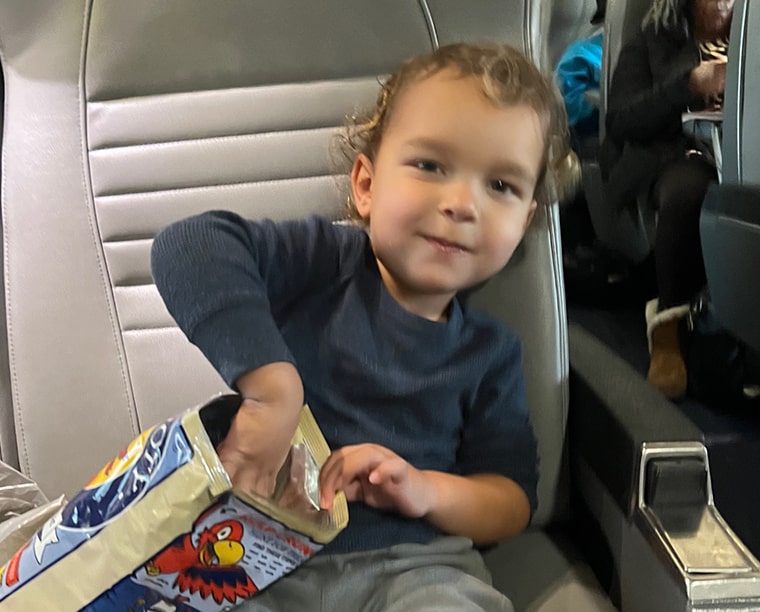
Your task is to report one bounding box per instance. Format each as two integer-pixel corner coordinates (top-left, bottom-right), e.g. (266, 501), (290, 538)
(351, 153), (374, 220)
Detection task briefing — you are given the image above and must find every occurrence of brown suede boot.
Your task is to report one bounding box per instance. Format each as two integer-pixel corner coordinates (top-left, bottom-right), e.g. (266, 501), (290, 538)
(645, 299), (690, 400)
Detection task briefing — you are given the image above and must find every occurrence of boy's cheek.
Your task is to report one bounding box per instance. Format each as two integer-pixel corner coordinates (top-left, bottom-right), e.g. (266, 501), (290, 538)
(525, 201), (538, 229)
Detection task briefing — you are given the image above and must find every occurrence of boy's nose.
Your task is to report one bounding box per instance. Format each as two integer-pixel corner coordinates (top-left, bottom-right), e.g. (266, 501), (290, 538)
(440, 183), (477, 222)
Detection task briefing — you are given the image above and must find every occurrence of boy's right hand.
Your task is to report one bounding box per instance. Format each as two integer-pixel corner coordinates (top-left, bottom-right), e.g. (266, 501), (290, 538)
(216, 362), (304, 499)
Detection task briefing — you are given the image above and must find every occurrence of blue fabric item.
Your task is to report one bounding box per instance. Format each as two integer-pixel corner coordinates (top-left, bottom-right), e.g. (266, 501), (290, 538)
(151, 212), (538, 555)
(556, 33), (603, 127)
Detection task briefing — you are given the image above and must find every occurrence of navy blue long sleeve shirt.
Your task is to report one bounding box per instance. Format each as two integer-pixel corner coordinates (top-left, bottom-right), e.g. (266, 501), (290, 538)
(151, 212), (538, 554)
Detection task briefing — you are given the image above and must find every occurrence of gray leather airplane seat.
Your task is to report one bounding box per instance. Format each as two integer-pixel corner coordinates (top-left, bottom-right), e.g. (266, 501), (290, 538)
(0, 0), (557, 524)
(701, 0), (760, 352)
(582, 0), (657, 263)
(0, 1), (615, 609)
(547, 0), (599, 68)
(2, 1), (758, 611)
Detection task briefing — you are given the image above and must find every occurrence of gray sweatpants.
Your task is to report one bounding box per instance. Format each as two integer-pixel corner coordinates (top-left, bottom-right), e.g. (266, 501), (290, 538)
(237, 536), (514, 611)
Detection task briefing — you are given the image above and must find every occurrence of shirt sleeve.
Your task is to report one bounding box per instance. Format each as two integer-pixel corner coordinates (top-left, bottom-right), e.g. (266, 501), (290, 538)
(456, 331), (539, 516)
(606, 30), (700, 143)
(151, 211), (359, 388)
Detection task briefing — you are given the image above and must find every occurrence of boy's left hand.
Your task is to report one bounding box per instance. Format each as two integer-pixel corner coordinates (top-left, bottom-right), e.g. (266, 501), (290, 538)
(319, 443), (433, 517)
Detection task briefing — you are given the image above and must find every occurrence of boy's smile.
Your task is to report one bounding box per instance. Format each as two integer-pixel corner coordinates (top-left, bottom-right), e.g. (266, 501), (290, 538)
(351, 69), (545, 321)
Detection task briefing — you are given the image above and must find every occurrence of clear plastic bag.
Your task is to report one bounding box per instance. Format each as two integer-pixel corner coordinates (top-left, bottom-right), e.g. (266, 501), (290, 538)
(0, 461), (65, 566)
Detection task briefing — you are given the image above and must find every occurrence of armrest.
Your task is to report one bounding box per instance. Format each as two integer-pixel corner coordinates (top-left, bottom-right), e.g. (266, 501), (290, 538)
(568, 324), (760, 610)
(681, 112), (723, 179)
(567, 323), (703, 516)
(681, 110), (723, 124)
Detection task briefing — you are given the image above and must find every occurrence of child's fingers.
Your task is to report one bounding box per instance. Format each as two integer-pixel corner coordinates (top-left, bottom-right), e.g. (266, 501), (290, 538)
(368, 458), (405, 486)
(320, 469), (365, 508)
(319, 448), (352, 509)
(319, 444), (386, 507)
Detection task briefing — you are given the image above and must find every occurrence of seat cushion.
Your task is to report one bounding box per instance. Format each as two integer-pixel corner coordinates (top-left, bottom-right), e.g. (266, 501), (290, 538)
(484, 530), (616, 611)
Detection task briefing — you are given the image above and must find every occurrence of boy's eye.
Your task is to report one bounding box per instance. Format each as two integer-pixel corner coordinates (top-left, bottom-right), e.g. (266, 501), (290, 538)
(489, 179), (514, 195)
(413, 159), (441, 173)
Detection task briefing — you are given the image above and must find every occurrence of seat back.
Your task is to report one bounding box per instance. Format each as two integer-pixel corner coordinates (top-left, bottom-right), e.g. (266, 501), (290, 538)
(582, 0), (656, 263)
(547, 0), (598, 67)
(722, 0), (760, 187)
(0, 0), (568, 530)
(701, 0), (760, 352)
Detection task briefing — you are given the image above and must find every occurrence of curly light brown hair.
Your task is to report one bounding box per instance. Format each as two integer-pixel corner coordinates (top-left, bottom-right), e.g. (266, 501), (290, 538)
(335, 42), (572, 221)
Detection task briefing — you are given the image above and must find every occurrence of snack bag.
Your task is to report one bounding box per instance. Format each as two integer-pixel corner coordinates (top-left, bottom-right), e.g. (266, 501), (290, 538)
(0, 394), (348, 611)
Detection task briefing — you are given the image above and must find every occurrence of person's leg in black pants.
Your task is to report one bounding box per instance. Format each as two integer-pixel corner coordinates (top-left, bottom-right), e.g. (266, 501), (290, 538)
(646, 155), (717, 398)
(653, 155), (717, 309)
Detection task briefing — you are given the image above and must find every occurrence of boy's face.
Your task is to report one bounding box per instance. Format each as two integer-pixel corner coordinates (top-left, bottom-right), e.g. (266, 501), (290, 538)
(351, 69), (543, 321)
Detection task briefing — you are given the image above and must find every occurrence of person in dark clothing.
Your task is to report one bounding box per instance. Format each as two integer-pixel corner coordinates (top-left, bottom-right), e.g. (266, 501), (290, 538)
(151, 44), (570, 610)
(600, 0), (733, 399)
